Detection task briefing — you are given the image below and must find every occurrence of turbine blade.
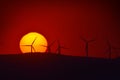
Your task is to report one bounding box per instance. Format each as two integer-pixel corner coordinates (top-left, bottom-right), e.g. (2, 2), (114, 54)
(113, 47), (120, 50)
(21, 45), (31, 46)
(32, 37), (37, 45)
(49, 40), (56, 47)
(32, 46), (36, 52)
(61, 46), (68, 49)
(40, 45), (47, 47)
(80, 36), (87, 42)
(88, 39), (95, 43)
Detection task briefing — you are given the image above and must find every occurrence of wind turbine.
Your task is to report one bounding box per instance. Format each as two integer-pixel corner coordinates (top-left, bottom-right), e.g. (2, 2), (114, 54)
(41, 40), (56, 53)
(80, 37), (95, 57)
(21, 37), (37, 53)
(105, 40), (120, 59)
(56, 40), (68, 55)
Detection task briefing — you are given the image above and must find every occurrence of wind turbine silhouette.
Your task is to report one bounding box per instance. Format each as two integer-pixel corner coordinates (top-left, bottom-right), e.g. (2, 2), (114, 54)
(21, 37), (37, 53)
(41, 40), (56, 53)
(105, 40), (120, 59)
(80, 37), (95, 57)
(56, 40), (68, 55)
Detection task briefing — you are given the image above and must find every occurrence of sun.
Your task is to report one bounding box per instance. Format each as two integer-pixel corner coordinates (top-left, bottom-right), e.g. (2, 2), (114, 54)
(20, 32), (48, 53)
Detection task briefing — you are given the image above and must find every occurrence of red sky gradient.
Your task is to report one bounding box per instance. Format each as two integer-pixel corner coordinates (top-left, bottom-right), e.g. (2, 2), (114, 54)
(0, 0), (120, 58)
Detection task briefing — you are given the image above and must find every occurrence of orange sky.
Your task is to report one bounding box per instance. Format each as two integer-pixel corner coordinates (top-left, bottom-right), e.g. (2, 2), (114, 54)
(0, 0), (120, 58)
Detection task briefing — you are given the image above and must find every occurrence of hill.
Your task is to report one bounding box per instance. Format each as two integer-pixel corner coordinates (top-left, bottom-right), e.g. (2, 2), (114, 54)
(0, 53), (120, 80)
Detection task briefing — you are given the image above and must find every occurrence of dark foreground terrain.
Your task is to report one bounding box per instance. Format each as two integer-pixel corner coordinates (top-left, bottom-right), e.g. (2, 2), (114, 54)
(0, 53), (120, 80)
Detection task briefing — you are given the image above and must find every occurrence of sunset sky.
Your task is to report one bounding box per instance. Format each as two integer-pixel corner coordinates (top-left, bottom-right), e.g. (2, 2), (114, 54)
(0, 0), (120, 58)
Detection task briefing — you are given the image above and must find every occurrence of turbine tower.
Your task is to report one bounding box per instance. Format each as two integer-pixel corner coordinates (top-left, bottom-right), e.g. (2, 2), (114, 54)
(105, 40), (120, 59)
(80, 37), (95, 57)
(41, 40), (56, 53)
(21, 37), (37, 53)
(56, 40), (68, 55)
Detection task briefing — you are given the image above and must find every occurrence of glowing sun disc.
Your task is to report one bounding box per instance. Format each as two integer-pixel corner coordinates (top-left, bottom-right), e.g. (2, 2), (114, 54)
(20, 32), (48, 53)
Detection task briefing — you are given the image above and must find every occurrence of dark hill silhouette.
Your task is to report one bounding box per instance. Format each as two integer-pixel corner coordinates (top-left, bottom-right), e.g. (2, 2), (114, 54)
(0, 53), (120, 80)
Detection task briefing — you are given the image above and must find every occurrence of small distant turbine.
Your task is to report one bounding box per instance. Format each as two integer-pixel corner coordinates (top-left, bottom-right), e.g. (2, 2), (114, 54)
(80, 37), (95, 57)
(21, 37), (37, 53)
(41, 40), (56, 53)
(56, 40), (68, 55)
(105, 40), (120, 59)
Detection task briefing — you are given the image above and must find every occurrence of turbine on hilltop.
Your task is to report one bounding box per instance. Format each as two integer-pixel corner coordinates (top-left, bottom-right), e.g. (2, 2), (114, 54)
(105, 39), (120, 59)
(41, 40), (56, 53)
(80, 36), (95, 57)
(56, 40), (68, 55)
(21, 37), (37, 53)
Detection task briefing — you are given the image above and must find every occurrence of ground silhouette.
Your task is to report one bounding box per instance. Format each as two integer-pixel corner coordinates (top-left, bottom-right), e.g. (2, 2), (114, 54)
(0, 53), (120, 80)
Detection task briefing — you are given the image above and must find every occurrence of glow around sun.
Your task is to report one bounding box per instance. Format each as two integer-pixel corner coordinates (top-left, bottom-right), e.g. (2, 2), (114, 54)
(20, 32), (48, 53)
